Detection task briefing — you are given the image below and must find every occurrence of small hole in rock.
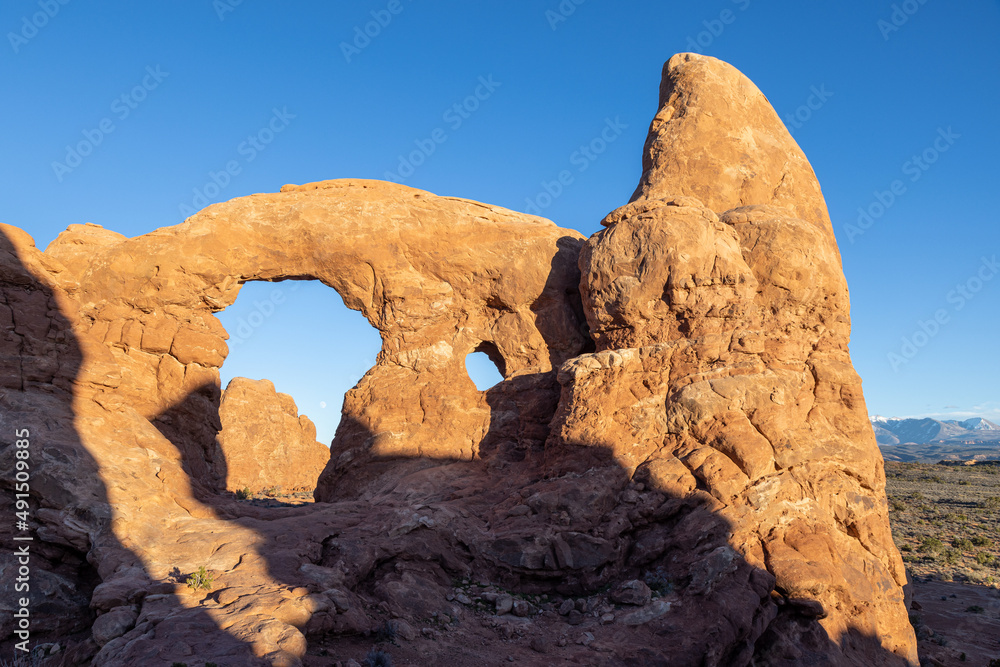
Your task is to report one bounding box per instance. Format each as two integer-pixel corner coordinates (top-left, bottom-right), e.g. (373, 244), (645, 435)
(465, 343), (505, 391)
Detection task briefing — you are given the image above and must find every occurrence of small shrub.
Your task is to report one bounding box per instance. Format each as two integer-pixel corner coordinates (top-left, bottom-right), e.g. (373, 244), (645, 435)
(982, 497), (1000, 509)
(0, 648), (45, 667)
(899, 544), (912, 552)
(965, 605), (985, 614)
(976, 552), (997, 566)
(374, 619), (398, 644)
(364, 648), (394, 667)
(236, 487), (253, 500)
(943, 548), (960, 565)
(971, 535), (990, 547)
(186, 566), (214, 592)
(952, 537), (974, 550)
(890, 498), (907, 512)
(919, 537), (944, 553)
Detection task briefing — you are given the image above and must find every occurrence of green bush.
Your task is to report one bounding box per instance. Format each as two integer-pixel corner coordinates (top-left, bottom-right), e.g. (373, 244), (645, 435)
(919, 537), (944, 553)
(236, 487), (253, 500)
(976, 552), (997, 566)
(971, 535), (990, 547)
(186, 566), (214, 592)
(952, 537), (974, 550)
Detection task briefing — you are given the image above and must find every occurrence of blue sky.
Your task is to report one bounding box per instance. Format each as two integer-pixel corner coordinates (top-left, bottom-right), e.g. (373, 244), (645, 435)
(3, 1), (998, 442)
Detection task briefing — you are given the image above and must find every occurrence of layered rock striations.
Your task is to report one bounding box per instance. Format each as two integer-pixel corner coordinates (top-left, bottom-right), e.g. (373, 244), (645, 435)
(0, 53), (917, 666)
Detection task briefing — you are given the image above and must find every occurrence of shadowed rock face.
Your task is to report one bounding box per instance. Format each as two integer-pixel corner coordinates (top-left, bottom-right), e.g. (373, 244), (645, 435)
(0, 54), (917, 666)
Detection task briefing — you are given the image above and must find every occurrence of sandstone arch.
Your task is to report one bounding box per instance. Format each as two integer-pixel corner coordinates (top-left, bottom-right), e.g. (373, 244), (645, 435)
(0, 53), (923, 666)
(54, 179), (587, 497)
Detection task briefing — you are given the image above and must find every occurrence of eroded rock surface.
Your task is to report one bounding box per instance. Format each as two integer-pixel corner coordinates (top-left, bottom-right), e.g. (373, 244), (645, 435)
(0, 53), (918, 667)
(547, 53), (915, 664)
(58, 179), (586, 500)
(215, 377), (329, 493)
(630, 52), (835, 240)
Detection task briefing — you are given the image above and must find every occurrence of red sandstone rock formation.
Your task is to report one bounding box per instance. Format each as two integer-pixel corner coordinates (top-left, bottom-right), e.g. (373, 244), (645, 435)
(215, 377), (329, 493)
(551, 53), (916, 665)
(0, 54), (918, 666)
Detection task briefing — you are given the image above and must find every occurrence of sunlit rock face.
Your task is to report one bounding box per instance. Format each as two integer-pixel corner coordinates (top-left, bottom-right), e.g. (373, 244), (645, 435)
(0, 53), (916, 667)
(548, 52), (916, 663)
(215, 377), (329, 494)
(47, 179), (586, 499)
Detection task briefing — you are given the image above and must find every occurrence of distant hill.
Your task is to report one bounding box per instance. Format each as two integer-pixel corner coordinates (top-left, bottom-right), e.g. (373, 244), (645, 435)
(872, 415), (1000, 462)
(957, 417), (1000, 431)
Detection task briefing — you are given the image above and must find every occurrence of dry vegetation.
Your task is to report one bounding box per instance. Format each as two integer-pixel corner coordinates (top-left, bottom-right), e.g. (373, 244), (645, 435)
(886, 461), (1000, 666)
(886, 461), (1000, 586)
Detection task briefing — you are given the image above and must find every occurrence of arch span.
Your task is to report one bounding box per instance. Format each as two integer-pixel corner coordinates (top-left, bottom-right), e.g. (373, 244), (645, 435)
(68, 179), (588, 500)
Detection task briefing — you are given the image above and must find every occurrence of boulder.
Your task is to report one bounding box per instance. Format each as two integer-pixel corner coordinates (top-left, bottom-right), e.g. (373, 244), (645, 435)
(215, 377), (329, 493)
(610, 580), (651, 606)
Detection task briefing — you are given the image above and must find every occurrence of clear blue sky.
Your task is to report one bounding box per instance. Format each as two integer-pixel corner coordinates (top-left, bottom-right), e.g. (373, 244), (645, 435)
(3, 1), (998, 442)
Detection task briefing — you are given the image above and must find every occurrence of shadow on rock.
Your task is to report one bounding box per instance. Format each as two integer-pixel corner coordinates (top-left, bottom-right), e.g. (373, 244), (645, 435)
(0, 227), (254, 665)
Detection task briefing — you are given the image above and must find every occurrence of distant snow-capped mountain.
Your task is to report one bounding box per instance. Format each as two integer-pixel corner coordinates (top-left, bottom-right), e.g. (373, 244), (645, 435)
(872, 415), (1000, 462)
(870, 415), (1000, 447)
(956, 417), (1000, 431)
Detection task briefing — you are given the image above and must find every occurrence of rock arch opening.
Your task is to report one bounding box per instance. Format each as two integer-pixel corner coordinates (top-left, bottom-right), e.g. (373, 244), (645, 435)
(465, 341), (506, 391)
(213, 279), (382, 493)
